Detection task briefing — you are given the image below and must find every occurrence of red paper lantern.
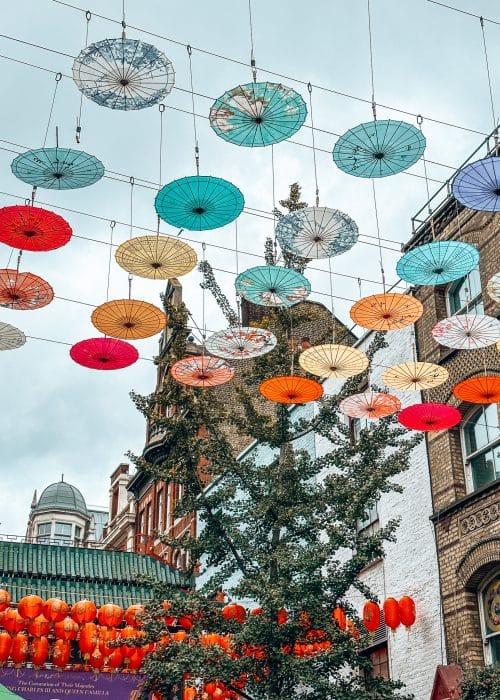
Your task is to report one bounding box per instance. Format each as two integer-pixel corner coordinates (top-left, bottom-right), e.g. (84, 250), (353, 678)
(43, 598), (69, 624)
(97, 604), (123, 628)
(277, 609), (288, 625)
(125, 604), (144, 628)
(333, 606), (346, 630)
(398, 403), (461, 432)
(30, 636), (49, 667)
(162, 601), (176, 626)
(383, 598), (401, 632)
(346, 619), (359, 639)
(54, 617), (79, 641)
(250, 607), (263, 616)
(183, 689), (197, 700)
(222, 604), (246, 623)
(79, 622), (98, 658)
(89, 648), (105, 672)
(398, 596), (416, 631)
(71, 600), (97, 626)
(127, 647), (145, 672)
(28, 615), (50, 637)
(0, 591), (10, 612)
(18, 595), (44, 621)
(119, 626), (137, 658)
(2, 609), (27, 634)
(0, 631), (12, 663)
(10, 633), (29, 665)
(172, 630), (187, 642)
(106, 648), (123, 670)
(362, 601), (381, 633)
(98, 627), (118, 655)
(0, 205), (72, 252)
(52, 639), (71, 668)
(177, 614), (193, 631)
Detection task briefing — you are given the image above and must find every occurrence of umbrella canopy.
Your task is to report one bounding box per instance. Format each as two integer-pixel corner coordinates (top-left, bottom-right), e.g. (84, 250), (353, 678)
(0, 321), (26, 350)
(115, 235), (197, 280)
(333, 119), (426, 178)
(155, 175), (244, 231)
(205, 326), (277, 360)
(350, 293), (423, 331)
(170, 355), (235, 388)
(398, 402), (461, 431)
(235, 265), (311, 307)
(275, 206), (359, 259)
(0, 269), (53, 310)
(70, 337), (138, 370)
(431, 313), (500, 350)
(73, 37), (175, 110)
(453, 375), (500, 404)
(382, 361), (449, 391)
(91, 299), (166, 340)
(452, 156), (500, 212)
(486, 272), (500, 303)
(209, 81), (307, 147)
(396, 240), (479, 286)
(259, 375), (323, 404)
(298, 343), (369, 379)
(0, 205), (72, 252)
(11, 147), (104, 190)
(339, 391), (401, 419)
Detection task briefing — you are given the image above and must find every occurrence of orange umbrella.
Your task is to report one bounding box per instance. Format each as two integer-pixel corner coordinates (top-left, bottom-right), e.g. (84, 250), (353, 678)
(91, 299), (166, 340)
(259, 375), (323, 404)
(115, 235), (197, 280)
(339, 391), (401, 419)
(350, 293), (423, 331)
(453, 375), (500, 404)
(170, 355), (234, 388)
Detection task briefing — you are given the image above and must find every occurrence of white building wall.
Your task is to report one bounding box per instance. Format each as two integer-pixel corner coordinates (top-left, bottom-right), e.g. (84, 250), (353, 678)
(316, 325), (445, 700)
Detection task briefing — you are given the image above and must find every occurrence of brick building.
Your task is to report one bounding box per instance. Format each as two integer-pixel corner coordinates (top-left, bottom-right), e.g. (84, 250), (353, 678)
(407, 185), (499, 671)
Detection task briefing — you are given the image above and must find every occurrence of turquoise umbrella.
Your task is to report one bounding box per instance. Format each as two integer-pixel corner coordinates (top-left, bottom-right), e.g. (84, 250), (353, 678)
(235, 265), (311, 307)
(11, 147), (104, 190)
(396, 241), (480, 286)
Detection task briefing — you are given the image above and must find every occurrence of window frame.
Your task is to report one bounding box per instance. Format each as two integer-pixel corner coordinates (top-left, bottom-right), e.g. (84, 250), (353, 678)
(36, 522), (52, 544)
(477, 569), (500, 665)
(447, 268), (483, 317)
(461, 404), (500, 494)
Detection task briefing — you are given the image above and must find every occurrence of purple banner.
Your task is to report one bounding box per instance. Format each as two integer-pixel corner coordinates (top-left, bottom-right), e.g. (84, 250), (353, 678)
(0, 668), (145, 700)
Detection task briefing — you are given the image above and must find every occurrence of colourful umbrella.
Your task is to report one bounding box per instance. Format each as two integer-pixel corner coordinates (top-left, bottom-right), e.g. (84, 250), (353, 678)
(382, 361), (449, 391)
(350, 293), (423, 331)
(398, 403), (461, 431)
(339, 391), (401, 419)
(396, 241), (479, 286)
(73, 38), (175, 110)
(486, 272), (500, 303)
(275, 206), (359, 259)
(453, 375), (500, 404)
(155, 175), (244, 231)
(91, 299), (166, 340)
(259, 375), (323, 404)
(170, 355), (234, 388)
(205, 326), (277, 360)
(298, 344), (369, 379)
(0, 205), (72, 252)
(0, 321), (26, 350)
(70, 337), (138, 370)
(11, 147), (104, 190)
(333, 120), (426, 178)
(431, 313), (500, 350)
(115, 235), (197, 280)
(0, 269), (53, 310)
(452, 156), (500, 212)
(235, 265), (311, 307)
(209, 82), (307, 147)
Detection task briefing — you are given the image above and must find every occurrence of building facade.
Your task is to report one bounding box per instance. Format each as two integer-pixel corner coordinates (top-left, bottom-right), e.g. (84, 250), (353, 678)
(407, 195), (500, 672)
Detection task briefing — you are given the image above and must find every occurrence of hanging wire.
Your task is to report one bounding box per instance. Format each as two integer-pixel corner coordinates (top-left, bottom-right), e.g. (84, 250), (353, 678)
(271, 144), (277, 258)
(289, 307), (295, 375)
(370, 180), (386, 292)
(43, 72), (62, 147)
(417, 114), (435, 239)
(235, 220), (242, 327)
(106, 220), (116, 302)
(187, 45), (199, 175)
(121, 0), (126, 39)
(479, 16), (497, 136)
(248, 0), (257, 82)
(76, 11), (91, 143)
(128, 176), (134, 299)
(15, 249), (22, 274)
(201, 242), (207, 350)
(367, 0), (377, 120)
(327, 257), (336, 343)
(307, 83), (320, 206)
(158, 103), (165, 188)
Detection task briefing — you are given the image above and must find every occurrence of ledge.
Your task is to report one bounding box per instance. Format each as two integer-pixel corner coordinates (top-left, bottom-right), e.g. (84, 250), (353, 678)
(430, 478), (500, 523)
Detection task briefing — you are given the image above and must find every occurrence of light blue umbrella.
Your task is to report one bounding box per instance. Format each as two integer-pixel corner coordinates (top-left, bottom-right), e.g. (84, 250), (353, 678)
(396, 240), (480, 286)
(235, 265), (311, 307)
(276, 206), (358, 258)
(11, 147), (104, 190)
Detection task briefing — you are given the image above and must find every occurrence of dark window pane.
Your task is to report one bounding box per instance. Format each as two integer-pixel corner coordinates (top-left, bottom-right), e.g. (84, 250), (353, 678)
(471, 450), (496, 490)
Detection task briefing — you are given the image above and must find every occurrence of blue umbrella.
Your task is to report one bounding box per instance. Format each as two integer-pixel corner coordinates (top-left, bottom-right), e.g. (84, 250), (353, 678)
(235, 265), (311, 307)
(209, 82), (307, 147)
(276, 206), (359, 259)
(452, 156), (500, 211)
(333, 119), (426, 177)
(11, 147), (104, 190)
(73, 38), (175, 110)
(155, 175), (244, 231)
(396, 240), (480, 286)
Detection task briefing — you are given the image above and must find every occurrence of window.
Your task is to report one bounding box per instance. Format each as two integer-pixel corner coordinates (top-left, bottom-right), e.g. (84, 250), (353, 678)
(157, 489), (164, 531)
(74, 526), (82, 543)
(137, 509), (144, 534)
(357, 503), (380, 537)
(36, 522), (51, 544)
(368, 643), (390, 679)
(479, 572), (500, 665)
(54, 522), (72, 545)
(448, 268), (483, 316)
(350, 416), (369, 444)
(146, 504), (152, 535)
(463, 404), (500, 492)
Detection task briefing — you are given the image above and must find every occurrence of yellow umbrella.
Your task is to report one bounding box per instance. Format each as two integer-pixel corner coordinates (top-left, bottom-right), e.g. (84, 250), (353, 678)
(91, 299), (166, 340)
(298, 343), (369, 378)
(115, 235), (197, 280)
(382, 361), (449, 391)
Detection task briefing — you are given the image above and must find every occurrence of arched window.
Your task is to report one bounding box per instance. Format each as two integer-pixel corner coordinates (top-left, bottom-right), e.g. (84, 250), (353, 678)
(478, 571), (500, 665)
(463, 404), (500, 492)
(448, 268), (483, 316)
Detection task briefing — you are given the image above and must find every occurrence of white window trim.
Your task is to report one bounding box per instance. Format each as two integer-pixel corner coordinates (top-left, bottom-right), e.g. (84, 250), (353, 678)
(477, 569), (500, 665)
(461, 405), (500, 495)
(446, 270), (483, 317)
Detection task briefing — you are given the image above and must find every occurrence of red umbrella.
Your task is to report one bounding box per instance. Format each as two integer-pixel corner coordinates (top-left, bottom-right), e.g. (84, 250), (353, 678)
(0, 269), (53, 310)
(453, 375), (500, 404)
(0, 205), (72, 252)
(398, 403), (461, 431)
(70, 337), (138, 370)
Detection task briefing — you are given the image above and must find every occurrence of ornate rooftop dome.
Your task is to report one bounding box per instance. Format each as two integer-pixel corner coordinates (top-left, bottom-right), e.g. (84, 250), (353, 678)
(34, 478), (88, 515)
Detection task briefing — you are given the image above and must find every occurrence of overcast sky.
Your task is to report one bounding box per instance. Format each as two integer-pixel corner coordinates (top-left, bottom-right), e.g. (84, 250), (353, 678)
(0, 0), (498, 534)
